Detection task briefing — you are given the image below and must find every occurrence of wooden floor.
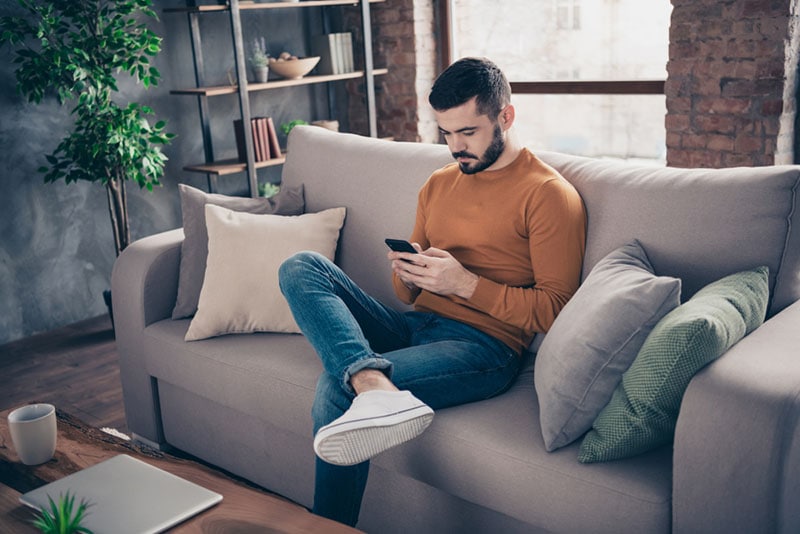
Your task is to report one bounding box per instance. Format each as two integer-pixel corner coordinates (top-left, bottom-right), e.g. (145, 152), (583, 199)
(0, 315), (126, 433)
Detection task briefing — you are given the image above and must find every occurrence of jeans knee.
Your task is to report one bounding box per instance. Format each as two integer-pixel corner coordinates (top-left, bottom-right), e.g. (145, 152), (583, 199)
(279, 251), (326, 294)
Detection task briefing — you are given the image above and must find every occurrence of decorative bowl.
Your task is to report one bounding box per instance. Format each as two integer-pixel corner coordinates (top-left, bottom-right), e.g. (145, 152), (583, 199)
(269, 56), (320, 79)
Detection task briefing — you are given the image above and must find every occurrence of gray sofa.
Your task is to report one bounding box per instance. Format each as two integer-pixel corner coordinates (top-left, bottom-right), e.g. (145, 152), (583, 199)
(112, 125), (800, 533)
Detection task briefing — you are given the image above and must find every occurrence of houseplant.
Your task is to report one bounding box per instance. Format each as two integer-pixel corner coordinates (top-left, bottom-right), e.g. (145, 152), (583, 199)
(31, 491), (93, 534)
(250, 36), (269, 83)
(0, 0), (174, 257)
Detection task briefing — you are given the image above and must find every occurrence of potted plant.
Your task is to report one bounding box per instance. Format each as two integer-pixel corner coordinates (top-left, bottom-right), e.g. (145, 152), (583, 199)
(31, 491), (93, 534)
(0, 0), (174, 259)
(250, 37), (269, 83)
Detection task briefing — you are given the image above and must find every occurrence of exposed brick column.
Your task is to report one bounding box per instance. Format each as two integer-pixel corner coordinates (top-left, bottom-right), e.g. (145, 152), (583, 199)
(666, 0), (798, 168)
(345, 0), (439, 143)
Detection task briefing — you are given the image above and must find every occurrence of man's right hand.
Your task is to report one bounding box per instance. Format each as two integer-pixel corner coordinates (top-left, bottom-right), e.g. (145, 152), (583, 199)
(389, 242), (424, 290)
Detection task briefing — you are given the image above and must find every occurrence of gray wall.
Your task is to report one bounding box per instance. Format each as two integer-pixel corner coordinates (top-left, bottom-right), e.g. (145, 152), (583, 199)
(0, 0), (343, 344)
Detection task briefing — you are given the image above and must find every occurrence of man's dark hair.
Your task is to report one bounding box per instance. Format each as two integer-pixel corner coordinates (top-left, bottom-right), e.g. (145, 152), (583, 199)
(428, 57), (511, 119)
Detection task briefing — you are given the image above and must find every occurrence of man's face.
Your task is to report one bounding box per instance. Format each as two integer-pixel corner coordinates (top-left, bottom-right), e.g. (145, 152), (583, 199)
(434, 97), (506, 174)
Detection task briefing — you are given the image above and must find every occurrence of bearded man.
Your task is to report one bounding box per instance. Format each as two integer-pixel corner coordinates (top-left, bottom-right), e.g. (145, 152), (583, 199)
(279, 56), (587, 528)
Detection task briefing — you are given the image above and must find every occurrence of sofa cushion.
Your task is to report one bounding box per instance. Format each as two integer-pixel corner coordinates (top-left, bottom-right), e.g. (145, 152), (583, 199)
(185, 206), (346, 341)
(579, 266), (770, 463)
(172, 184), (305, 319)
(535, 240), (681, 451)
(376, 357), (672, 532)
(143, 318), (673, 532)
(144, 319), (321, 437)
(537, 151), (800, 318)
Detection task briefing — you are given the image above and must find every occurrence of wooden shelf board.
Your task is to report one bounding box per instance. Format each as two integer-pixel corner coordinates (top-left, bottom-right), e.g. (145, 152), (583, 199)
(165, 0), (385, 14)
(184, 156), (287, 176)
(171, 68), (388, 96)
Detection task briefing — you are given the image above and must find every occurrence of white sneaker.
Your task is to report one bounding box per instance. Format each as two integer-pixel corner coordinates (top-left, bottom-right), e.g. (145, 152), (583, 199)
(314, 390), (434, 466)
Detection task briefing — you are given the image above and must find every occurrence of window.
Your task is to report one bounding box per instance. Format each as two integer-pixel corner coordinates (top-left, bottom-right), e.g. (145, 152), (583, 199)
(443, 0), (671, 163)
(556, 0), (581, 30)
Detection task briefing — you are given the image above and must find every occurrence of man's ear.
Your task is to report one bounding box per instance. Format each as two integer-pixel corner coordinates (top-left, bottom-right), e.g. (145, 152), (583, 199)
(499, 104), (515, 131)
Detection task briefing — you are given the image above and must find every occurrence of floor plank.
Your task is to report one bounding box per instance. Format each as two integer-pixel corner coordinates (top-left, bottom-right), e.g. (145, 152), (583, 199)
(0, 316), (126, 433)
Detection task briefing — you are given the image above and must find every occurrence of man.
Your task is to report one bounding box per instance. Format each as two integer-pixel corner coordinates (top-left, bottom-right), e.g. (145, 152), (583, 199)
(279, 57), (586, 527)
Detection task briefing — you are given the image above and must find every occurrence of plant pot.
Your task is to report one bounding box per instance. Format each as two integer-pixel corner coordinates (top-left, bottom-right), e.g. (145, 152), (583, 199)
(252, 66), (268, 83)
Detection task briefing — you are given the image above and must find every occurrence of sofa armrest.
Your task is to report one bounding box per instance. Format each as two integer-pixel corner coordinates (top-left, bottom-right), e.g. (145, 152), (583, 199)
(110, 228), (184, 446)
(673, 299), (800, 533)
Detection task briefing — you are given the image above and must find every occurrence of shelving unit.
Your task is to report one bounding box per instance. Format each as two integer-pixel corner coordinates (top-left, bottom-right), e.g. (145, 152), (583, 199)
(168, 0), (386, 196)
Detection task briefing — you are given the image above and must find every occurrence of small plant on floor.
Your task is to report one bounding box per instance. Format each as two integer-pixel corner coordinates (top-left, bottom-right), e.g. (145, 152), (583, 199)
(31, 491), (93, 534)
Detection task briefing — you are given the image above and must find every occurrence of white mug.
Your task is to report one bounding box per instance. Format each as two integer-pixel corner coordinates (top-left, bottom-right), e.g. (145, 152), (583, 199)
(8, 404), (57, 465)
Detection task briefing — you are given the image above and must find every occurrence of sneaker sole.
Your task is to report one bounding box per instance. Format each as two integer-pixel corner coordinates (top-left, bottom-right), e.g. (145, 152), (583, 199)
(314, 406), (434, 466)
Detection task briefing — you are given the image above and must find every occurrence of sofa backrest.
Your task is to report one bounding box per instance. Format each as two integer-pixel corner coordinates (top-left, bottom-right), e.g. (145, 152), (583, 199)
(537, 151), (800, 318)
(283, 126), (800, 318)
(283, 126), (452, 309)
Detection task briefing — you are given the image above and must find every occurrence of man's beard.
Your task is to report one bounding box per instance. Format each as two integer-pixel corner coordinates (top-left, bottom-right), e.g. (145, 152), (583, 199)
(452, 124), (505, 174)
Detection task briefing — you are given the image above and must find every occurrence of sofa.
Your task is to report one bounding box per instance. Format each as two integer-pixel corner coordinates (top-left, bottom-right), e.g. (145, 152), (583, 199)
(112, 125), (800, 533)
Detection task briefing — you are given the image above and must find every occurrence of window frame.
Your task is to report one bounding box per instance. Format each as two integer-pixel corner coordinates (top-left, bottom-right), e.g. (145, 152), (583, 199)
(436, 0), (665, 97)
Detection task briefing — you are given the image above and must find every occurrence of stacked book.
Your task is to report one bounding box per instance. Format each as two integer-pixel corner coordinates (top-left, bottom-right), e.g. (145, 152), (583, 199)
(311, 32), (354, 75)
(233, 117), (282, 162)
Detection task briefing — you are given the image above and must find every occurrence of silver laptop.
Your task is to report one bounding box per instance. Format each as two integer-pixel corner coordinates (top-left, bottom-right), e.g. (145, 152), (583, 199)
(20, 454), (223, 534)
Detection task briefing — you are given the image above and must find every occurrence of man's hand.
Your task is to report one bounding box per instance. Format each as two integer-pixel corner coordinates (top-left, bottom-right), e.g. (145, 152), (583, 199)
(389, 245), (479, 299)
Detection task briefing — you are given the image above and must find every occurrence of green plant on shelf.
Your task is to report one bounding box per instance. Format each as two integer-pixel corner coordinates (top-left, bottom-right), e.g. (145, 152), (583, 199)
(259, 182), (281, 198)
(31, 491), (93, 534)
(250, 37), (269, 68)
(281, 119), (308, 136)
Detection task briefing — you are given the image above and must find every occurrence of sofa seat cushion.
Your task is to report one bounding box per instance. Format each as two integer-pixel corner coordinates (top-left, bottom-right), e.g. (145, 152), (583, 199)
(374, 358), (673, 531)
(143, 319), (321, 438)
(142, 320), (672, 531)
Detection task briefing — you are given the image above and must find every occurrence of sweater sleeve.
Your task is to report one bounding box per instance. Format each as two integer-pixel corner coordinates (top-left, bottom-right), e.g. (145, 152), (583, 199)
(392, 186), (431, 304)
(466, 178), (586, 333)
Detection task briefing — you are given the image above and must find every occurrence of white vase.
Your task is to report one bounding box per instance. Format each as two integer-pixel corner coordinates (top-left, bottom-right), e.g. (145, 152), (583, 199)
(252, 66), (268, 83)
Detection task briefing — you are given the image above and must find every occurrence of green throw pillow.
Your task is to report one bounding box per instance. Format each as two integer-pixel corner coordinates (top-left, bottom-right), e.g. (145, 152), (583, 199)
(578, 266), (769, 463)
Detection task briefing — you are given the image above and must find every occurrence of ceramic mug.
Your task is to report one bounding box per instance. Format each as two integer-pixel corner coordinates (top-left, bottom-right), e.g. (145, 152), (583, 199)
(8, 403), (57, 465)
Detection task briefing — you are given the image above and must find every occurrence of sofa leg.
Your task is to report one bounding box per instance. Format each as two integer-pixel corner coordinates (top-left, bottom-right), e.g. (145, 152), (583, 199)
(131, 432), (173, 452)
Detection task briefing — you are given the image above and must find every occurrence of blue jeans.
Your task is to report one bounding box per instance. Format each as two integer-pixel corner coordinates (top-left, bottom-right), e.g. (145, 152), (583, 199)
(279, 251), (521, 527)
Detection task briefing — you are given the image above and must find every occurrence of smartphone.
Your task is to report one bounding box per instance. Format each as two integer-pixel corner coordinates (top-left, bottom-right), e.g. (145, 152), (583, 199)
(385, 238), (417, 254)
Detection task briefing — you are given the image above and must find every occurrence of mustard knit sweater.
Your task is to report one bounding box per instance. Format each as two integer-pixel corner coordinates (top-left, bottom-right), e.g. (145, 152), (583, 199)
(392, 148), (586, 354)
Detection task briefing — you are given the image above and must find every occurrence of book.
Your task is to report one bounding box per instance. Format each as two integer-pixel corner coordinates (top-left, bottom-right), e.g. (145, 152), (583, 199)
(234, 118), (270, 162)
(333, 33), (344, 74)
(341, 32), (354, 73)
(312, 34), (337, 75)
(312, 32), (354, 74)
(251, 118), (263, 161)
(266, 117), (282, 158)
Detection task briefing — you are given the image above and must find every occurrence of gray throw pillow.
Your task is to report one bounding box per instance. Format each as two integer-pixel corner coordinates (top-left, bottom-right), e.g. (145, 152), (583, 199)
(535, 240), (682, 452)
(171, 184), (305, 319)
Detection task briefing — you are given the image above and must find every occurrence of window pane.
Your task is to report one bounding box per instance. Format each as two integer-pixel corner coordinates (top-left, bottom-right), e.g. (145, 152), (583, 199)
(450, 0), (671, 163)
(451, 0), (671, 81)
(514, 94), (666, 162)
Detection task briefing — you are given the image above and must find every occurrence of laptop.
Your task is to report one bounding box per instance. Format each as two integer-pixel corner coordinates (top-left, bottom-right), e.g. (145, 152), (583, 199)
(20, 454), (223, 534)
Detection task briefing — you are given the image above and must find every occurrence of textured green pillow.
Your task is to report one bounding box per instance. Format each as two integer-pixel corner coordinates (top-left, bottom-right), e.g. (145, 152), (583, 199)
(578, 266), (769, 463)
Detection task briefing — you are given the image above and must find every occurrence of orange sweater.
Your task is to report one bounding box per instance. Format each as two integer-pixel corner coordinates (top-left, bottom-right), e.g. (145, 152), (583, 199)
(392, 148), (586, 354)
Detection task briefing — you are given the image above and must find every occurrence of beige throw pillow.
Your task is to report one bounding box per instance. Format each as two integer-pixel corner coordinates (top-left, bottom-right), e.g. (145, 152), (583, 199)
(185, 205), (347, 341)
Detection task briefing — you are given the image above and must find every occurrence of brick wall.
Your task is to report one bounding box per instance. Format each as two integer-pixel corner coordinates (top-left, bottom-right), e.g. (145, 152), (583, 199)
(666, 0), (798, 167)
(346, 0), (439, 143)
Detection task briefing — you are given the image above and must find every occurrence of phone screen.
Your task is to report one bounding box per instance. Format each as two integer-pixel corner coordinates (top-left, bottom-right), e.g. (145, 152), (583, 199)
(385, 238), (417, 254)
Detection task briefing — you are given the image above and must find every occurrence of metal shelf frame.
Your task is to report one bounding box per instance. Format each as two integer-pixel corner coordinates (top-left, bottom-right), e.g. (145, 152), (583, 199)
(172, 0), (383, 196)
